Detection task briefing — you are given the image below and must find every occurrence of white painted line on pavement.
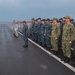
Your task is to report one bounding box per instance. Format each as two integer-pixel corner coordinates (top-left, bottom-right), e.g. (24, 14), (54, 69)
(9, 25), (75, 73)
(19, 32), (75, 73)
(28, 38), (75, 72)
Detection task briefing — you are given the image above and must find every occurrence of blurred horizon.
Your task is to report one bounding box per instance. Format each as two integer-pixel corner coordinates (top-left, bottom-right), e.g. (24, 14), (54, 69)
(0, 0), (75, 22)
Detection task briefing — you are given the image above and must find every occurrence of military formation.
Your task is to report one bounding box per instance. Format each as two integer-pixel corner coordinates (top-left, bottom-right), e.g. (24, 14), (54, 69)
(13, 16), (75, 63)
(30, 16), (75, 63)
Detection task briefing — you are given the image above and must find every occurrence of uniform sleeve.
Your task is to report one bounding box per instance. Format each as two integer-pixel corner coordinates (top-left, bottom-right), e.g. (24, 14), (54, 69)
(70, 25), (75, 41)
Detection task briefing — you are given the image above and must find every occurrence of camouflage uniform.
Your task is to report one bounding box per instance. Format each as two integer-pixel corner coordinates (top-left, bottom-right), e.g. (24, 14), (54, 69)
(51, 24), (60, 51)
(31, 22), (35, 40)
(41, 23), (46, 46)
(45, 23), (52, 48)
(34, 23), (38, 42)
(37, 22), (42, 44)
(62, 23), (75, 58)
(23, 24), (28, 47)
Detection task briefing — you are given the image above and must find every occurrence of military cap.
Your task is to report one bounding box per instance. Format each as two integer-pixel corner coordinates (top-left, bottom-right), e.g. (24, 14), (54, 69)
(37, 18), (41, 20)
(70, 19), (74, 21)
(23, 21), (26, 23)
(31, 18), (35, 20)
(46, 18), (50, 21)
(41, 19), (45, 21)
(59, 18), (63, 20)
(53, 18), (57, 21)
(47, 18), (50, 20)
(63, 17), (65, 19)
(65, 16), (71, 20)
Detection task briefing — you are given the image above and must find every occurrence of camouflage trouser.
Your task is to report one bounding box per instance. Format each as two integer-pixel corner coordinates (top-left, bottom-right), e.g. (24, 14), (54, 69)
(45, 35), (50, 48)
(23, 35), (28, 46)
(41, 32), (45, 46)
(38, 32), (41, 43)
(62, 40), (71, 58)
(32, 31), (35, 40)
(34, 33), (38, 42)
(51, 37), (58, 51)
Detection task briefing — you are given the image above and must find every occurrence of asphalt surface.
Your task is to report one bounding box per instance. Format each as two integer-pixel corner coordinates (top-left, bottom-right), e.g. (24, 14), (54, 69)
(0, 24), (75, 75)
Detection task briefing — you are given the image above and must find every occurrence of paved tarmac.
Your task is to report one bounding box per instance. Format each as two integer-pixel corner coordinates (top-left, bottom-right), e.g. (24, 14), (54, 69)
(0, 24), (75, 75)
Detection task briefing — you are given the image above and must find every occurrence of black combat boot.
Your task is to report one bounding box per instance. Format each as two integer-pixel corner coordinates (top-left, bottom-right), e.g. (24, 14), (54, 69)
(23, 45), (28, 48)
(61, 56), (67, 61)
(53, 51), (58, 55)
(46, 47), (50, 51)
(25, 45), (28, 48)
(64, 57), (70, 63)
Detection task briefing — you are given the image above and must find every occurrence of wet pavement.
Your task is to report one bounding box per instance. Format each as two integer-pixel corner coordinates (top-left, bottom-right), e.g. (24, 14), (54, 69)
(0, 24), (75, 75)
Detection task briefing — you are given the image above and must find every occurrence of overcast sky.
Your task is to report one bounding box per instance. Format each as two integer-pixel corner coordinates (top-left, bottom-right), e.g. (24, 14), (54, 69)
(0, 0), (75, 22)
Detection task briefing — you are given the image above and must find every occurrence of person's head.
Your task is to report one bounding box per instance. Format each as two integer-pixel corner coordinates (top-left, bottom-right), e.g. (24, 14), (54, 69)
(65, 16), (71, 23)
(35, 19), (38, 24)
(50, 19), (53, 23)
(53, 18), (57, 24)
(23, 21), (26, 25)
(31, 18), (35, 22)
(57, 20), (60, 25)
(41, 19), (45, 24)
(59, 18), (63, 23)
(70, 19), (74, 22)
(46, 19), (50, 24)
(37, 18), (41, 23)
